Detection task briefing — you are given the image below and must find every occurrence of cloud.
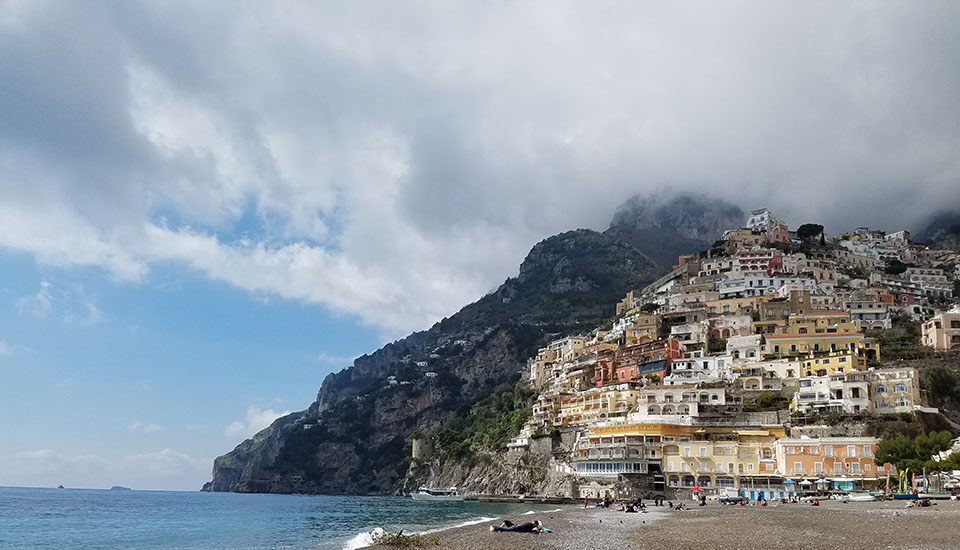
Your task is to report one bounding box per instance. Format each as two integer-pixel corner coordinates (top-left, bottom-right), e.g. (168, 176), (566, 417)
(0, 340), (10, 357)
(225, 406), (290, 439)
(1, 2), (959, 337)
(17, 281), (53, 318)
(128, 420), (163, 434)
(316, 351), (358, 367)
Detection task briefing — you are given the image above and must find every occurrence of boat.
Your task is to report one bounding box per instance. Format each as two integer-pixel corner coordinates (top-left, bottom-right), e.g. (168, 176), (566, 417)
(844, 492), (876, 502)
(410, 486), (464, 501)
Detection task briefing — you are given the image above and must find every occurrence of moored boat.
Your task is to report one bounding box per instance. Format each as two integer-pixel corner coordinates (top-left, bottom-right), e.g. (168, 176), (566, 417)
(410, 486), (464, 501)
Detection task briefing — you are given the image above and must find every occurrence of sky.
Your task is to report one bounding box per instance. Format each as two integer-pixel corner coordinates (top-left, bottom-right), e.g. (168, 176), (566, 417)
(1, 1), (960, 490)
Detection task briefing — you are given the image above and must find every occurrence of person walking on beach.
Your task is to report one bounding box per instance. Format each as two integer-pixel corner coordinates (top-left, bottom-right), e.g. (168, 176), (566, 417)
(584, 496), (589, 508)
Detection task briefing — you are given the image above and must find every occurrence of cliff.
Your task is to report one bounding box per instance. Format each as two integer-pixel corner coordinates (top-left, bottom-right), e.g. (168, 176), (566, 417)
(203, 193), (742, 495)
(205, 228), (659, 494)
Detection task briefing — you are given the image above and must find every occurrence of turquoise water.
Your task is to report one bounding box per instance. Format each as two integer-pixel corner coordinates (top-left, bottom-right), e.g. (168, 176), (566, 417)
(0, 487), (560, 550)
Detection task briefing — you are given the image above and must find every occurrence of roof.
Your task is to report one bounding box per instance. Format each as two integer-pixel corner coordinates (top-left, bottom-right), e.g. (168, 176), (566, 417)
(764, 333), (862, 339)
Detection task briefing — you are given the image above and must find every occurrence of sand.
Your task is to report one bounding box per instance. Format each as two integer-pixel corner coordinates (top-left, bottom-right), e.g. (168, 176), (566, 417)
(369, 499), (960, 550)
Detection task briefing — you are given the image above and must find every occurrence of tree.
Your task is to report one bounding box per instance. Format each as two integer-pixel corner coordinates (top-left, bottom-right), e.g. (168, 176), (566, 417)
(884, 259), (909, 275)
(796, 223), (824, 242)
(875, 431), (955, 472)
(640, 302), (660, 313)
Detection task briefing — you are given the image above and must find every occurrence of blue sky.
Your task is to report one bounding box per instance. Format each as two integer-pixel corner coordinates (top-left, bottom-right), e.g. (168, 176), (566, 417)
(0, 250), (379, 490)
(2, 1), (959, 490)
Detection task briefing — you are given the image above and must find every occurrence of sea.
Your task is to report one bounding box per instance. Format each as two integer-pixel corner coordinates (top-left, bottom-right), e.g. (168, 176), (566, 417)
(0, 486), (561, 550)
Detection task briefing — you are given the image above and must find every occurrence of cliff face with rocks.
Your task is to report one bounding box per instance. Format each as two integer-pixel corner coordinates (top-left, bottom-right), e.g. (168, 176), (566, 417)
(203, 194), (741, 495)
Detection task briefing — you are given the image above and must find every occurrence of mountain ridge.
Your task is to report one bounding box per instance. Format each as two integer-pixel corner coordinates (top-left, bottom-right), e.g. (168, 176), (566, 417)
(203, 193), (741, 494)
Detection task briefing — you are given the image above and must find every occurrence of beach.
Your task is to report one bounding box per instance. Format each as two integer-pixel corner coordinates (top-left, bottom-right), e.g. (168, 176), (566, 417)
(370, 499), (960, 550)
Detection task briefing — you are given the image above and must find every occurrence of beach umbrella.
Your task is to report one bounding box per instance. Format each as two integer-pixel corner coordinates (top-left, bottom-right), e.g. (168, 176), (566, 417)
(691, 486), (702, 492)
(783, 480), (796, 484)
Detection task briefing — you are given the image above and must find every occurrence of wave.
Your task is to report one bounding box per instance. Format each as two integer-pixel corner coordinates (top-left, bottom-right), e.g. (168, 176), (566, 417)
(342, 517), (500, 550)
(342, 527), (385, 550)
(522, 508), (561, 515)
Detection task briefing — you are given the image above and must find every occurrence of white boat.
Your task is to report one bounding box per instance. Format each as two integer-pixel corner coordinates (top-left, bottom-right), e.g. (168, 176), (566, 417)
(844, 492), (877, 502)
(410, 486), (464, 501)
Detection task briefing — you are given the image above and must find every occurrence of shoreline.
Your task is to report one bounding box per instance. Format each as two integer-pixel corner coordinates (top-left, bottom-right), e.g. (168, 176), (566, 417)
(366, 504), (666, 550)
(368, 499), (960, 550)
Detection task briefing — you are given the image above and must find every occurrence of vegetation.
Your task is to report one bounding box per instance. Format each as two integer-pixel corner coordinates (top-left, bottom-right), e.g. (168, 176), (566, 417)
(370, 530), (441, 547)
(874, 430), (960, 472)
(745, 391), (790, 411)
(884, 259), (910, 275)
(434, 380), (537, 460)
(796, 223), (825, 244)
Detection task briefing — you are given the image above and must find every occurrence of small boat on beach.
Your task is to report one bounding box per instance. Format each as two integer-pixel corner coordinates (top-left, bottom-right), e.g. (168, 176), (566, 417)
(410, 486), (464, 501)
(844, 492), (876, 502)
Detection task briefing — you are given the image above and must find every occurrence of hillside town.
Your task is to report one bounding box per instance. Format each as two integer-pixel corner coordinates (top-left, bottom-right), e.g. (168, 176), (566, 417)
(509, 209), (960, 501)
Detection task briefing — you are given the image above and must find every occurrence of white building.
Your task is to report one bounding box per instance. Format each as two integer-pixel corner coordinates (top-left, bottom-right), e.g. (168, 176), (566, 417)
(663, 355), (732, 386)
(793, 372), (870, 414)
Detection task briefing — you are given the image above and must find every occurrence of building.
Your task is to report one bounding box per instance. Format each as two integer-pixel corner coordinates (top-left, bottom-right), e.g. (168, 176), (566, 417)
(663, 355), (732, 386)
(631, 386), (727, 421)
(797, 350), (867, 376)
(593, 338), (682, 386)
(557, 383), (643, 426)
(843, 295), (892, 331)
(792, 372), (870, 414)
(869, 368), (921, 413)
(772, 437), (892, 486)
(921, 309), (960, 350)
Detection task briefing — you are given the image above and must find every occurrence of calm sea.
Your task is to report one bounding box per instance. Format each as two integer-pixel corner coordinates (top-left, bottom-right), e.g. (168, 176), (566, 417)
(0, 486), (560, 550)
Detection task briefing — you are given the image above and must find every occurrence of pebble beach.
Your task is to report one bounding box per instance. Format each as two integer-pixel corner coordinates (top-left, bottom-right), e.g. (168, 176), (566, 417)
(370, 499), (960, 550)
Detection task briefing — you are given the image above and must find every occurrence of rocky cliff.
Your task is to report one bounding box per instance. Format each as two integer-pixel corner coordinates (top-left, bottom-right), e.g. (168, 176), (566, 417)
(203, 194), (740, 495)
(204, 228), (660, 494)
(917, 212), (960, 252)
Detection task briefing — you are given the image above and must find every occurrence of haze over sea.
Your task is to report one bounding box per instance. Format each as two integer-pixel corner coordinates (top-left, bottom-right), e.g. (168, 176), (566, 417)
(0, 487), (557, 550)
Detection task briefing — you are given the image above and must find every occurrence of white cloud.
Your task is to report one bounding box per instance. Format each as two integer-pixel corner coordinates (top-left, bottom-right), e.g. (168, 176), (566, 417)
(316, 351), (357, 367)
(128, 420), (163, 434)
(17, 281), (53, 318)
(1, 2), (959, 338)
(0, 340), (10, 357)
(225, 406), (290, 439)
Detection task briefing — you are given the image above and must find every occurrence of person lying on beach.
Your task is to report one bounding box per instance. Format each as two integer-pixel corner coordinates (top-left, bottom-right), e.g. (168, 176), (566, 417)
(490, 520), (545, 533)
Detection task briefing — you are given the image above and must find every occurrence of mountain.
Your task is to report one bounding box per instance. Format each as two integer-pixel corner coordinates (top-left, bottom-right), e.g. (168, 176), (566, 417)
(605, 192), (744, 268)
(203, 229), (660, 494)
(203, 192), (748, 495)
(916, 212), (960, 252)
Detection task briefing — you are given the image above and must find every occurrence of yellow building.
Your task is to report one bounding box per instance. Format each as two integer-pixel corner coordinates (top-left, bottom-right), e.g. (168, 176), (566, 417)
(787, 312), (857, 334)
(557, 384), (643, 426)
(762, 333), (879, 361)
(797, 349), (867, 376)
(579, 423), (787, 490)
(625, 314), (659, 346)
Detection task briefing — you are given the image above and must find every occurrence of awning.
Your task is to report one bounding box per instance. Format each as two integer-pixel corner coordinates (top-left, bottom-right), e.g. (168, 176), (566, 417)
(783, 480), (796, 484)
(799, 480), (813, 486)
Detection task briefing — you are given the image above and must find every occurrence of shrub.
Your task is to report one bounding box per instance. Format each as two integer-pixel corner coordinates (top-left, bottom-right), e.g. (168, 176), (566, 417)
(370, 529), (441, 547)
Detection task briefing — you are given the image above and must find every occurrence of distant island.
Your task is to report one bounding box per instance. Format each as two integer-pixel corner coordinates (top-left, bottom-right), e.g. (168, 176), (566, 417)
(110, 486), (132, 491)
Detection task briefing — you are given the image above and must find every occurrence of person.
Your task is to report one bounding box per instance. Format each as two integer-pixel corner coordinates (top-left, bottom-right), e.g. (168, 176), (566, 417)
(810, 498), (820, 506)
(491, 520), (543, 533)
(584, 495), (589, 509)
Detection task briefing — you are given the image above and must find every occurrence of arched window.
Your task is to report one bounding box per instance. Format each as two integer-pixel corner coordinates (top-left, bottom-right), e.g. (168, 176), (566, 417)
(875, 385), (887, 393)
(894, 384), (907, 392)
(669, 475), (679, 487)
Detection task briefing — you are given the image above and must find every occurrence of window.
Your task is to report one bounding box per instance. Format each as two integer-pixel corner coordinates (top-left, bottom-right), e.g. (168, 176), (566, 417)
(814, 462), (823, 473)
(850, 463), (861, 474)
(847, 445), (857, 457)
(875, 385), (887, 393)
(683, 448), (690, 457)
(699, 447), (707, 457)
(824, 445), (833, 457)
(793, 462), (803, 473)
(894, 384), (907, 392)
